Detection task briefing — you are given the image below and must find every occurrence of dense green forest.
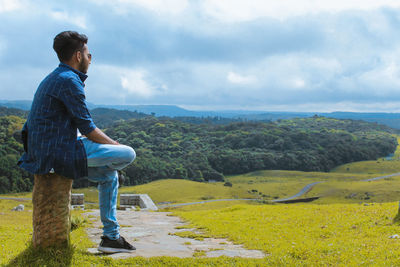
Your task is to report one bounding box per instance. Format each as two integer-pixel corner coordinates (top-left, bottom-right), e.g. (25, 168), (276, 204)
(0, 106), (28, 118)
(103, 116), (398, 186)
(0, 106), (398, 193)
(0, 116), (32, 193)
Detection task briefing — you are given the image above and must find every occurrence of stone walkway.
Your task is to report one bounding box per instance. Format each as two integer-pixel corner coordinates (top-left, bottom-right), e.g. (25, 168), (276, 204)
(85, 210), (265, 259)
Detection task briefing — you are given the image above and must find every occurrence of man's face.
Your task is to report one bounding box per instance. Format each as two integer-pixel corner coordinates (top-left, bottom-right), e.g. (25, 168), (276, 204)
(78, 44), (91, 74)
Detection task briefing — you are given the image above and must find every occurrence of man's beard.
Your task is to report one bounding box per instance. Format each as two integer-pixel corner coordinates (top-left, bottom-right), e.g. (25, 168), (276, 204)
(78, 58), (88, 74)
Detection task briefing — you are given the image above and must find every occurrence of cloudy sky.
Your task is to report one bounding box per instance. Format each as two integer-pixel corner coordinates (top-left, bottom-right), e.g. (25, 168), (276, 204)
(2, 0), (400, 112)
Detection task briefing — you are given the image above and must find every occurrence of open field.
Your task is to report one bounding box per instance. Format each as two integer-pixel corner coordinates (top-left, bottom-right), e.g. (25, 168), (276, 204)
(4, 167), (400, 206)
(304, 177), (400, 204)
(67, 168), (386, 206)
(332, 159), (400, 175)
(3, 197), (400, 265)
(2, 137), (400, 265)
(68, 168), (400, 206)
(173, 201), (400, 266)
(0, 199), (266, 266)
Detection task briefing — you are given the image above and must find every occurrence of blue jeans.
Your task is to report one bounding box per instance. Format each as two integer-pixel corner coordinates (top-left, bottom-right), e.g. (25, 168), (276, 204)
(81, 137), (136, 240)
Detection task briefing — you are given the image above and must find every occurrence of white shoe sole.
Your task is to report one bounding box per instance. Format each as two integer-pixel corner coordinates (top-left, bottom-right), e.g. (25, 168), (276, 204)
(98, 246), (136, 254)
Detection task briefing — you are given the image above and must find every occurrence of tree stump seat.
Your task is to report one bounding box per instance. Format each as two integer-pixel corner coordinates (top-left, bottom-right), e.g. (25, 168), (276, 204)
(32, 173), (73, 248)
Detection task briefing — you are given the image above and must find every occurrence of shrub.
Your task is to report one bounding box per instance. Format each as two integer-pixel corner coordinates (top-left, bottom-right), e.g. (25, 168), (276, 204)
(223, 182), (232, 187)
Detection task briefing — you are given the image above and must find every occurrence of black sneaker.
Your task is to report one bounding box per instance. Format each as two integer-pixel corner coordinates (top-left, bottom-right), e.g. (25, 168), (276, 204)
(98, 236), (136, 253)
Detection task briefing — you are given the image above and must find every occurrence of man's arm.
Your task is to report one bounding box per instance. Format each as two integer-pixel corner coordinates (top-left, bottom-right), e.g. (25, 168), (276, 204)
(85, 127), (119, 145)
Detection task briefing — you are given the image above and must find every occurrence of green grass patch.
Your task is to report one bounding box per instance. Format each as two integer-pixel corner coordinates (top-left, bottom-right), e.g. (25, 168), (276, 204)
(173, 202), (400, 265)
(332, 160), (400, 174)
(169, 231), (210, 241)
(303, 176), (400, 204)
(193, 249), (207, 257)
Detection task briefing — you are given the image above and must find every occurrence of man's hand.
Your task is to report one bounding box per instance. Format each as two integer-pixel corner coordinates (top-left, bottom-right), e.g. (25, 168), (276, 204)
(85, 128), (119, 145)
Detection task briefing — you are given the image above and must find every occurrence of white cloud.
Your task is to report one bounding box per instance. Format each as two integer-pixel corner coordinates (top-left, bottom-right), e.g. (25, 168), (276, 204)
(227, 71), (257, 85)
(292, 78), (306, 88)
(121, 70), (155, 98)
(90, 0), (188, 16)
(0, 0), (23, 13)
(122, 0), (188, 15)
(50, 11), (87, 29)
(352, 47), (400, 96)
(201, 0), (400, 22)
(84, 65), (161, 103)
(4, 0), (400, 112)
(358, 61), (400, 94)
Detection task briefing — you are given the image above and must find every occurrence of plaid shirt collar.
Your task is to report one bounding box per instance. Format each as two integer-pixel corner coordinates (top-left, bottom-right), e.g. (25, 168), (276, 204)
(59, 62), (88, 83)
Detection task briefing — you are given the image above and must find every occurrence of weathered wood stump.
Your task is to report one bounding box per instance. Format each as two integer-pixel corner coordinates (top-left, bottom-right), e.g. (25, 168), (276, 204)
(32, 173), (73, 248)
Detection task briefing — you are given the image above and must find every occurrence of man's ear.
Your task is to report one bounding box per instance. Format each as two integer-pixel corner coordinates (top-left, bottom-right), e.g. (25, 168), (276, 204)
(76, 50), (82, 63)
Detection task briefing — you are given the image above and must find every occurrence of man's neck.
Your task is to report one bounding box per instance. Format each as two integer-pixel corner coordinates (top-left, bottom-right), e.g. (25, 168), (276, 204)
(62, 61), (80, 72)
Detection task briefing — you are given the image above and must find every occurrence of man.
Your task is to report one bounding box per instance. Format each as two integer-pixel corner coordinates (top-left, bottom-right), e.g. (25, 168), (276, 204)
(18, 31), (136, 253)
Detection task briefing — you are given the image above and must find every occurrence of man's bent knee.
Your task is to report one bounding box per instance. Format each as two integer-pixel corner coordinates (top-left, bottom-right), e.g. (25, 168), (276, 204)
(121, 145), (136, 164)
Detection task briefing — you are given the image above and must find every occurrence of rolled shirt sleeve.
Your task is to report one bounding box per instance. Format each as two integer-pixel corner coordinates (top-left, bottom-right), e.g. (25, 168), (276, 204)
(60, 78), (96, 135)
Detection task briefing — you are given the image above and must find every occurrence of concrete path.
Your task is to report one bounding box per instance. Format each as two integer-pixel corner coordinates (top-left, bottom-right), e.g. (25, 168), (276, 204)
(362, 172), (400, 182)
(272, 182), (324, 202)
(85, 210), (265, 259)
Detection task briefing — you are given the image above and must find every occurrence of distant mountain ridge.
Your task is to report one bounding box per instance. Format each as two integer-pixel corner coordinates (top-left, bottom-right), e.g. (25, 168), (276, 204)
(2, 100), (400, 129)
(0, 100), (32, 111)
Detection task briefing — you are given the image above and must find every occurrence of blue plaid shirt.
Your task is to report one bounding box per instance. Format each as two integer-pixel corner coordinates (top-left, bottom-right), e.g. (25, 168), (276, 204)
(18, 63), (97, 179)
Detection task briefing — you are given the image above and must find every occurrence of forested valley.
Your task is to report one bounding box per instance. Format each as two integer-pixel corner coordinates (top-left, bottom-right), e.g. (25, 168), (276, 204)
(0, 107), (398, 192)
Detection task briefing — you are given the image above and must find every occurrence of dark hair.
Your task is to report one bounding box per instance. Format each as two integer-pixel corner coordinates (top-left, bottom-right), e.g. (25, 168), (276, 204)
(53, 31), (88, 62)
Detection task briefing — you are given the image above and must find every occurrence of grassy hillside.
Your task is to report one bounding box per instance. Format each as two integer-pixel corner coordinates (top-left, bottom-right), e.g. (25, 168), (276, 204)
(69, 170), (377, 206)
(331, 136), (400, 174)
(305, 178), (400, 203)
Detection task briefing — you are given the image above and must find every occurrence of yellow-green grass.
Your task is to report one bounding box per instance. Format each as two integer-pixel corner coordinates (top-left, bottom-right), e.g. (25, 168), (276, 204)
(5, 197), (400, 265)
(0, 199), (92, 266)
(70, 170), (384, 206)
(0, 199), (267, 266)
(2, 168), (399, 208)
(227, 170), (380, 183)
(303, 175), (400, 204)
(173, 201), (400, 266)
(164, 200), (261, 212)
(332, 159), (400, 174)
(394, 136), (400, 159)
(72, 178), (303, 205)
(1, 192), (32, 198)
